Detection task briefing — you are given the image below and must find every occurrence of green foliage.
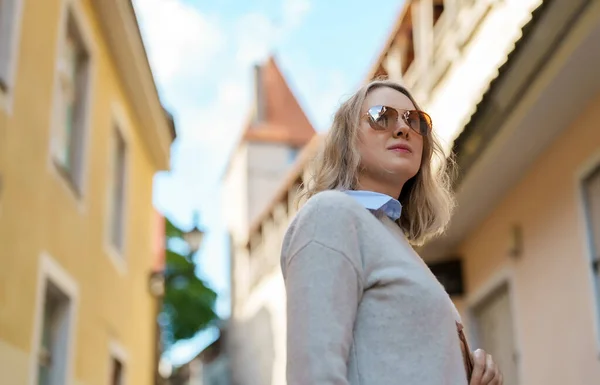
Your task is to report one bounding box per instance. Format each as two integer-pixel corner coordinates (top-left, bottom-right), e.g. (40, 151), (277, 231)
(161, 218), (218, 346)
(165, 218), (185, 241)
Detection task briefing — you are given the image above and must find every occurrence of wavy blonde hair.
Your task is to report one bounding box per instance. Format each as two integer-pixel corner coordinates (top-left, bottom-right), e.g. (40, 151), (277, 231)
(300, 79), (455, 245)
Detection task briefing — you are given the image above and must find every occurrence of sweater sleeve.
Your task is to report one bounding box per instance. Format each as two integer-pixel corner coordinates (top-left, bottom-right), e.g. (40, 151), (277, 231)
(281, 193), (364, 385)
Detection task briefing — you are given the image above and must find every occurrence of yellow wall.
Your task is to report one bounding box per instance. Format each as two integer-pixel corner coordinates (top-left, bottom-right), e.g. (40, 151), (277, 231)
(458, 92), (600, 384)
(0, 1), (161, 384)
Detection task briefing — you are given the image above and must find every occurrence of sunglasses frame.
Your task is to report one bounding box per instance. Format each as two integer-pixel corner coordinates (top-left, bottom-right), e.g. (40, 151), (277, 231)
(363, 105), (432, 136)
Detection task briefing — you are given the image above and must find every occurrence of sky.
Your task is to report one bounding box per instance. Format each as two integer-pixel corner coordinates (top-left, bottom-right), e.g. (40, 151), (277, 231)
(132, 0), (404, 365)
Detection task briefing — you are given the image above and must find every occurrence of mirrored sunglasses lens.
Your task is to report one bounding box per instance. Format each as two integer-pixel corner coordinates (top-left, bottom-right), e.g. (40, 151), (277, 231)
(407, 111), (431, 135)
(419, 112), (432, 135)
(368, 106), (385, 121)
(368, 106), (397, 130)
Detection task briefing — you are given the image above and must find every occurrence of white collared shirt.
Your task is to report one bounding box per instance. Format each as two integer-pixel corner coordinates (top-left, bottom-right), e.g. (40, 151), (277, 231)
(343, 190), (402, 221)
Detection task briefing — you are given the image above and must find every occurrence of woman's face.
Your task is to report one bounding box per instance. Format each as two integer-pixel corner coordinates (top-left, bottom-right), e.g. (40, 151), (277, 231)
(357, 87), (424, 193)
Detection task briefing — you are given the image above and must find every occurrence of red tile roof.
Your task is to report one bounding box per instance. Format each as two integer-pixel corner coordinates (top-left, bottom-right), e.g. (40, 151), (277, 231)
(242, 57), (316, 147)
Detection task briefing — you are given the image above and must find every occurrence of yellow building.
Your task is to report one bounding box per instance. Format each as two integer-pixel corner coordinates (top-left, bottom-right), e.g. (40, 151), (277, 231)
(0, 1), (174, 384)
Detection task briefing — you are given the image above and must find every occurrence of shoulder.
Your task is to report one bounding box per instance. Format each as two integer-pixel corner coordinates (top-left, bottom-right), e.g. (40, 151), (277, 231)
(298, 190), (365, 221)
(281, 190), (368, 258)
(281, 191), (368, 280)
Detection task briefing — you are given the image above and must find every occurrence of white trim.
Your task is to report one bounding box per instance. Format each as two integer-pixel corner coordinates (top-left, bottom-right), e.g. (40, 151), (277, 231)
(105, 244), (127, 276)
(92, 1), (172, 170)
(111, 100), (134, 145)
(103, 100), (132, 276)
(574, 148), (600, 356)
(47, 0), (97, 212)
(29, 252), (80, 385)
(0, 0), (25, 114)
(465, 266), (524, 383)
(108, 340), (129, 385)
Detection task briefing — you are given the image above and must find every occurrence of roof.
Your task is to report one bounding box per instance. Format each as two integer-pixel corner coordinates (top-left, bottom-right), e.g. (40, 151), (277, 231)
(242, 57), (316, 147)
(222, 56), (317, 181)
(91, 1), (175, 170)
(163, 108), (177, 140)
(450, 0), (589, 185)
(365, 1), (415, 80)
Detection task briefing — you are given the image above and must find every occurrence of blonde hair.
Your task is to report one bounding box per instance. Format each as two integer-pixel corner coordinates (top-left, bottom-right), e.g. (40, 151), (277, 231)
(300, 79), (455, 245)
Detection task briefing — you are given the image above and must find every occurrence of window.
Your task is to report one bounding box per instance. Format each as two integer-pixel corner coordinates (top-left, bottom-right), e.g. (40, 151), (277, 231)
(108, 342), (128, 385)
(287, 147), (299, 165)
(110, 356), (124, 385)
(253, 64), (265, 125)
(583, 165), (600, 329)
(0, 0), (22, 95)
(433, 0), (445, 26)
(50, 8), (91, 194)
(37, 281), (72, 385)
(109, 126), (127, 253)
(395, 10), (415, 75)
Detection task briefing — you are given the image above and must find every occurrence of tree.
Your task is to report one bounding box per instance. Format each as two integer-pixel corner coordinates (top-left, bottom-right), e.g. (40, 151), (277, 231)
(160, 218), (219, 347)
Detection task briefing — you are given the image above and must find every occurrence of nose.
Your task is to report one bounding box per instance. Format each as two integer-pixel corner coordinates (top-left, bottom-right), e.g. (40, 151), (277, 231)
(392, 120), (410, 139)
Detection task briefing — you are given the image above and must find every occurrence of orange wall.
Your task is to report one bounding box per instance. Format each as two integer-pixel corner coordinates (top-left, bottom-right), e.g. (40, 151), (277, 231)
(459, 91), (600, 384)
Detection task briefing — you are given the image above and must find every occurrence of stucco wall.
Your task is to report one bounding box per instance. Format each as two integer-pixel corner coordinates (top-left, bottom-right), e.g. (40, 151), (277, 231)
(0, 0), (161, 384)
(458, 92), (600, 384)
(247, 142), (297, 225)
(223, 144), (250, 243)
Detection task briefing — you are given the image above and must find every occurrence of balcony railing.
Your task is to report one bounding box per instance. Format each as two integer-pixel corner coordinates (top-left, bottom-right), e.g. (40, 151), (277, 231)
(402, 0), (498, 102)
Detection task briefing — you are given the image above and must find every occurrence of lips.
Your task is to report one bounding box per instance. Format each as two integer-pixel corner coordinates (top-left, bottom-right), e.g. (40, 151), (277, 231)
(387, 143), (412, 153)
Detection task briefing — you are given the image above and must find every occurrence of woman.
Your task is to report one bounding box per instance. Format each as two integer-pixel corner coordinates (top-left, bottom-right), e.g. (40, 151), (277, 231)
(280, 79), (503, 385)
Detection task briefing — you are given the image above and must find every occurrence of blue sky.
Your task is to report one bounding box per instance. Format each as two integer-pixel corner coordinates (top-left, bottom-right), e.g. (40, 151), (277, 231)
(133, 0), (404, 365)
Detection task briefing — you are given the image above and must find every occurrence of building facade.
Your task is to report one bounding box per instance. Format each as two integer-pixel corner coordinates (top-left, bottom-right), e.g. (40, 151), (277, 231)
(420, 0), (600, 383)
(225, 0), (600, 384)
(222, 57), (315, 385)
(0, 0), (174, 384)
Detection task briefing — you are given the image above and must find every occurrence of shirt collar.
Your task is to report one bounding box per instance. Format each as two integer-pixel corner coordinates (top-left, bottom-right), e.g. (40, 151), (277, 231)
(343, 190), (402, 221)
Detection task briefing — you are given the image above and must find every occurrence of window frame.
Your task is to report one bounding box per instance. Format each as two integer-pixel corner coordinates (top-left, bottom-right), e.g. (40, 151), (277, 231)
(108, 340), (128, 385)
(465, 267), (523, 382)
(48, 0), (96, 205)
(287, 147), (299, 165)
(104, 101), (132, 275)
(109, 125), (127, 252)
(578, 151), (600, 356)
(29, 253), (79, 385)
(0, 0), (25, 113)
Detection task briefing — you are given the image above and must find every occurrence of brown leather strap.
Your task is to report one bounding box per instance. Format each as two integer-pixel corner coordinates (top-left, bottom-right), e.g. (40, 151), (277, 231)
(456, 321), (474, 383)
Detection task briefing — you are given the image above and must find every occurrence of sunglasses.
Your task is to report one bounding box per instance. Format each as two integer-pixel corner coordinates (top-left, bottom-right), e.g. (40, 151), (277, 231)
(363, 105), (432, 136)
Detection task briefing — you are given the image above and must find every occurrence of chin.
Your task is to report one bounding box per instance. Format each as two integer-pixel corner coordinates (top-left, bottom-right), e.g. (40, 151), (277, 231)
(382, 166), (419, 182)
(385, 158), (419, 174)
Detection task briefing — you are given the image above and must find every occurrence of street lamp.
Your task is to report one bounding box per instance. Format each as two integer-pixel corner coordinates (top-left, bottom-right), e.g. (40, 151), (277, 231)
(149, 211), (206, 385)
(183, 211), (205, 254)
(148, 271), (165, 298)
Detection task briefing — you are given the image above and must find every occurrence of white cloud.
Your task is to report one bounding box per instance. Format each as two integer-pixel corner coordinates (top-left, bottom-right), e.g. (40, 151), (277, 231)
(133, 0), (224, 84)
(311, 70), (350, 130)
(278, 52), (352, 131)
(175, 78), (250, 146)
(282, 0), (311, 29)
(134, 0), (313, 149)
(234, 12), (278, 68)
(234, 0), (312, 68)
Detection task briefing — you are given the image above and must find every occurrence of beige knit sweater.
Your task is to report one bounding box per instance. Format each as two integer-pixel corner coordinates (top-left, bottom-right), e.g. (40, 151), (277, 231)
(281, 190), (468, 385)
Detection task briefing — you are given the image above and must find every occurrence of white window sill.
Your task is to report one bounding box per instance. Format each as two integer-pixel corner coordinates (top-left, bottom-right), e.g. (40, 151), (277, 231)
(0, 84), (9, 113)
(49, 160), (87, 214)
(105, 243), (127, 276)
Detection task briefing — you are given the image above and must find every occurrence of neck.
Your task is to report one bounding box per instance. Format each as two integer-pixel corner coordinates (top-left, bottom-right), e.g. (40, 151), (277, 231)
(357, 174), (404, 199)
